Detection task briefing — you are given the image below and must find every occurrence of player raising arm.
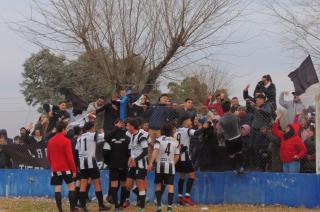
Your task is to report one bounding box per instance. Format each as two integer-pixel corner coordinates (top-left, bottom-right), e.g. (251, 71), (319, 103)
(148, 123), (180, 212)
(176, 116), (207, 206)
(103, 119), (130, 211)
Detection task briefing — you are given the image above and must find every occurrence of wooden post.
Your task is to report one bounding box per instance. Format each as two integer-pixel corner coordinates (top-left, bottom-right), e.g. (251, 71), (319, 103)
(316, 95), (320, 174)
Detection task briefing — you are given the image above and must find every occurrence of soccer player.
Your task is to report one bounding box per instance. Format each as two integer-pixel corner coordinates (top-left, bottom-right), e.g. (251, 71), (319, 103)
(47, 120), (79, 212)
(125, 118), (148, 212)
(70, 126), (82, 206)
(103, 119), (130, 211)
(76, 122), (110, 211)
(175, 116), (206, 205)
(148, 123), (180, 212)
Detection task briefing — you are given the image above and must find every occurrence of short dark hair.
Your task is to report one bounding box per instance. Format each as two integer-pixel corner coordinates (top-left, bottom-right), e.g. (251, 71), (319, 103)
(73, 126), (81, 136)
(114, 118), (123, 125)
(126, 118), (140, 130)
(255, 94), (266, 100)
(263, 74), (272, 82)
(98, 96), (105, 100)
(180, 116), (191, 126)
(83, 122), (95, 132)
(56, 120), (68, 133)
(185, 98), (192, 102)
(232, 97), (238, 100)
(158, 94), (169, 101)
(161, 123), (175, 137)
(222, 101), (231, 113)
(58, 100), (67, 105)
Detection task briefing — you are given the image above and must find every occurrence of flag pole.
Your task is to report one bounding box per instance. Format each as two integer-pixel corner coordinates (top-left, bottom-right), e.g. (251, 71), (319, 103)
(316, 94), (320, 174)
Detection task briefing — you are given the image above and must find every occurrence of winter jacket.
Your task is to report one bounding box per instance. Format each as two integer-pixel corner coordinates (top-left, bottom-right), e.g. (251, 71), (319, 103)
(247, 102), (273, 129)
(144, 103), (175, 130)
(96, 103), (120, 132)
(254, 82), (276, 106)
(204, 99), (224, 116)
(279, 92), (305, 123)
(176, 107), (197, 124)
(272, 122), (306, 163)
(301, 137), (315, 173)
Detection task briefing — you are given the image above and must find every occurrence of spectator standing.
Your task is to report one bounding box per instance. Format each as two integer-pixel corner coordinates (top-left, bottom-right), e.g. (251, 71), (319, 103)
(218, 101), (244, 174)
(0, 133), (12, 168)
(257, 127), (272, 172)
(230, 97), (240, 113)
(177, 98), (197, 124)
(272, 113), (307, 173)
(0, 129), (13, 144)
(237, 106), (253, 126)
(279, 91), (305, 123)
(246, 94), (273, 169)
(301, 125), (316, 173)
(30, 128), (44, 143)
(128, 94), (150, 119)
(96, 94), (120, 133)
(119, 89), (129, 121)
(144, 94), (175, 155)
(240, 124), (252, 170)
(297, 116), (310, 142)
(254, 74), (276, 109)
(20, 125), (33, 144)
(13, 136), (22, 144)
(87, 96), (106, 129)
(204, 93), (224, 116)
(47, 101), (71, 133)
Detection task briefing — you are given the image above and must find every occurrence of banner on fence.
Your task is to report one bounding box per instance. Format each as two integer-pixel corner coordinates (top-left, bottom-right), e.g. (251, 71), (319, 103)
(3, 143), (107, 170)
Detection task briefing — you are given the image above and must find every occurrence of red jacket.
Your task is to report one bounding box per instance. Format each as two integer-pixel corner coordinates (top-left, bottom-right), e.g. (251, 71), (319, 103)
(47, 133), (76, 173)
(272, 122), (306, 163)
(204, 99), (224, 116)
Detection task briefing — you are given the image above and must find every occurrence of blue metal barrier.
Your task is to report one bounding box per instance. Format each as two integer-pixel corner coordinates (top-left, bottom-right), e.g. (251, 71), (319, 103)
(0, 169), (319, 208)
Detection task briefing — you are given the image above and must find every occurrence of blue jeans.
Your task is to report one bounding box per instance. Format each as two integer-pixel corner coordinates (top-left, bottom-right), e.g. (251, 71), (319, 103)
(283, 161), (300, 173)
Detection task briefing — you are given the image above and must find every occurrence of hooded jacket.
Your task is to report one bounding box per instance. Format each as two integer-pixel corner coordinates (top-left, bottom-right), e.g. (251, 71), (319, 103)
(272, 121), (306, 163)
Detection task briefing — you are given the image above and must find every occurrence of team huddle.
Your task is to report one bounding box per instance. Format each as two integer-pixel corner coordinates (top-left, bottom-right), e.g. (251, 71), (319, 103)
(46, 115), (206, 212)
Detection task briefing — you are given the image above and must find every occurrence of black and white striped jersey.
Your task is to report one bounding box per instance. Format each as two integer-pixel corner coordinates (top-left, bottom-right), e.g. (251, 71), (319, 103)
(140, 129), (150, 144)
(176, 127), (195, 161)
(154, 136), (180, 175)
(127, 129), (148, 169)
(75, 131), (104, 170)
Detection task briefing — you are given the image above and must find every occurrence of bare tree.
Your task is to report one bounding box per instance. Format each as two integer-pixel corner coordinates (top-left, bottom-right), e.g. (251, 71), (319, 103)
(12, 0), (243, 93)
(191, 65), (233, 95)
(265, 1), (320, 67)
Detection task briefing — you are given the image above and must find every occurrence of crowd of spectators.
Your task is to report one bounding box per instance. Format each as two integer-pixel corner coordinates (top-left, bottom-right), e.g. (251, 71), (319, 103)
(0, 75), (316, 173)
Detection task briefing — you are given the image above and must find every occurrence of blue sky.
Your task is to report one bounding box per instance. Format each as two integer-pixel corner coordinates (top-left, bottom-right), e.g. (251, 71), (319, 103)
(0, 1), (309, 137)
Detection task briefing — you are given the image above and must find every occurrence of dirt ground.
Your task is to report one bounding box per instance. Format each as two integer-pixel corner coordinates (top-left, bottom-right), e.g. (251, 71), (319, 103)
(0, 197), (319, 212)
